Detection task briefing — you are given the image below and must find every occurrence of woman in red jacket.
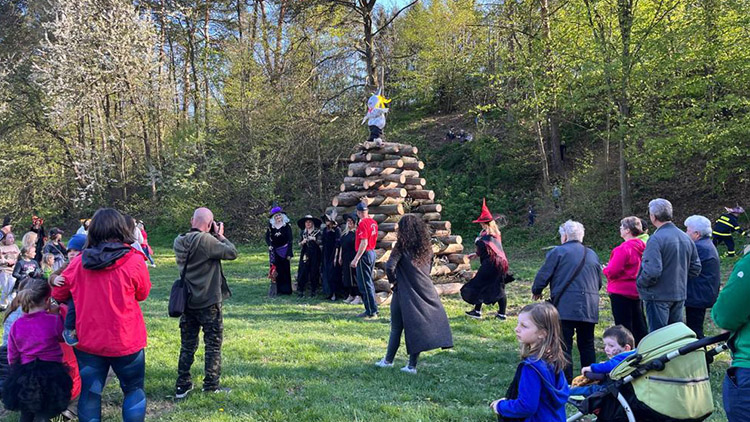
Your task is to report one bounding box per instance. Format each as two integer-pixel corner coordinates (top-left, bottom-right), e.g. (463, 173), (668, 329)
(603, 216), (648, 344)
(53, 208), (151, 422)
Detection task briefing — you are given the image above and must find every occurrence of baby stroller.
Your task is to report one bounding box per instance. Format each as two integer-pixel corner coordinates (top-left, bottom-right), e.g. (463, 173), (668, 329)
(567, 323), (730, 422)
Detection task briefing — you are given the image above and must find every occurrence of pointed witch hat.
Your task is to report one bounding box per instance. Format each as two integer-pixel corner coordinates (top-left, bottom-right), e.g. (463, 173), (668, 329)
(472, 198), (494, 223)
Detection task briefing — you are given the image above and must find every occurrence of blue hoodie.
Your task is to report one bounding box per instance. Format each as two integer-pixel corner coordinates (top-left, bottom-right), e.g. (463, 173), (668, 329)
(496, 358), (570, 422)
(590, 350), (635, 374)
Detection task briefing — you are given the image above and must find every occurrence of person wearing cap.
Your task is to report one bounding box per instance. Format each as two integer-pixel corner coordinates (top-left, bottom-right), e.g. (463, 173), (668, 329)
(338, 213), (362, 304)
(321, 211), (343, 301)
(461, 199), (511, 320)
(50, 233), (88, 348)
(713, 206), (746, 257)
(265, 207), (294, 295)
(296, 215), (323, 297)
(0, 216), (12, 243)
(44, 227), (68, 271)
(532, 220), (602, 381)
(352, 201), (379, 318)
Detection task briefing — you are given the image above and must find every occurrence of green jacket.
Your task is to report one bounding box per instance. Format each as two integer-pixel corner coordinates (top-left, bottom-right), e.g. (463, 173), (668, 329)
(174, 230), (238, 309)
(712, 254), (750, 368)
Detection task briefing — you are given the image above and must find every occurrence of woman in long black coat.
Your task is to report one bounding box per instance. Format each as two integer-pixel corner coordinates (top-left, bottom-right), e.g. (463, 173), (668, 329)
(376, 214), (453, 374)
(296, 215), (322, 297)
(265, 207), (294, 295)
(460, 199), (510, 320)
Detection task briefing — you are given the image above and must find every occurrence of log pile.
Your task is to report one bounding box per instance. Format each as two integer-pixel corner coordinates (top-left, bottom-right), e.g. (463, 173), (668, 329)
(329, 141), (474, 293)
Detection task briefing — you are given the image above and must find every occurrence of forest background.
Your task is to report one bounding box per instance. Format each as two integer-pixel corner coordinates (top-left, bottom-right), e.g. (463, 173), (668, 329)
(1, 0), (749, 246)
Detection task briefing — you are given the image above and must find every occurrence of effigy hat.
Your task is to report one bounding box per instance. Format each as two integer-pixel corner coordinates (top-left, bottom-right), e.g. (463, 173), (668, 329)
(472, 198), (494, 223)
(297, 215), (322, 230)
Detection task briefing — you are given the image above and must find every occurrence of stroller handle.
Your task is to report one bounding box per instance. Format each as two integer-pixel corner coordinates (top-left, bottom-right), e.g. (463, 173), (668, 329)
(676, 331), (731, 357)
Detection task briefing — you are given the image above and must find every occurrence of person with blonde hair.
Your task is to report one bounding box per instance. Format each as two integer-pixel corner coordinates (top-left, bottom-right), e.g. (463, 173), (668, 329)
(461, 200), (511, 320)
(490, 302), (569, 421)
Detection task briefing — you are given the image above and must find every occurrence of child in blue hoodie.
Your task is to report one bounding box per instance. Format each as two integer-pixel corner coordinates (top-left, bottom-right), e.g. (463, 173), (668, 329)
(491, 302), (570, 422)
(570, 325), (636, 397)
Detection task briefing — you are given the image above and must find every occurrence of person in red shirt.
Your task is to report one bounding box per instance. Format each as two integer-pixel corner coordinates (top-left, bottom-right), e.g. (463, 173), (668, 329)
(53, 208), (151, 422)
(351, 201), (379, 318)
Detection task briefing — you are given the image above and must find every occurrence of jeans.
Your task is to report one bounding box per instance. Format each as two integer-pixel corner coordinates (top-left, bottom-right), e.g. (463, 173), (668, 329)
(64, 298), (76, 331)
(177, 303), (223, 390)
(384, 293), (419, 367)
(561, 320), (596, 382)
(0, 272), (14, 308)
(356, 250), (378, 316)
(75, 349), (146, 422)
(609, 294), (649, 344)
(724, 367), (750, 422)
(685, 306), (707, 339)
(644, 300), (684, 332)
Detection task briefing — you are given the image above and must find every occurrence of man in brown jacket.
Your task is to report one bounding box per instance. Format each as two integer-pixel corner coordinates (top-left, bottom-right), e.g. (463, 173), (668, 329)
(173, 207), (237, 398)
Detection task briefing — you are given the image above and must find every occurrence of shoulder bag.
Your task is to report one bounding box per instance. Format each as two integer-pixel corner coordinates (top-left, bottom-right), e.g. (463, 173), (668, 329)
(548, 243), (588, 308)
(168, 236), (193, 318)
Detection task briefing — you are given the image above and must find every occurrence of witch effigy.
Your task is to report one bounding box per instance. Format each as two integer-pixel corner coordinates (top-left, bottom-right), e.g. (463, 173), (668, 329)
(361, 89), (391, 145)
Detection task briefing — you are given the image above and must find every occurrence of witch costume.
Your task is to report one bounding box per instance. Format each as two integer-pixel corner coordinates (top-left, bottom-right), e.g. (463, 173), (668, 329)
(381, 247), (453, 370)
(461, 199), (511, 319)
(296, 215), (323, 297)
(265, 207), (294, 295)
(339, 214), (360, 300)
(320, 212), (343, 300)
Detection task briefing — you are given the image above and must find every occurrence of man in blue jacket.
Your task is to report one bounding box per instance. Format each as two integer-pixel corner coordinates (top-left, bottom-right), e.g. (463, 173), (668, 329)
(637, 198), (701, 332)
(683, 215), (721, 339)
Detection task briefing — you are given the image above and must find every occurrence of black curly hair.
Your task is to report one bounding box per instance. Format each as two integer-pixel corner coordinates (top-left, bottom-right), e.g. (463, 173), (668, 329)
(394, 214), (432, 265)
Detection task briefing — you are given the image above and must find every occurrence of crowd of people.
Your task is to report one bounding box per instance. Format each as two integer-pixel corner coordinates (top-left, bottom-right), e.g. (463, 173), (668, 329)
(264, 202), (381, 319)
(0, 195), (749, 421)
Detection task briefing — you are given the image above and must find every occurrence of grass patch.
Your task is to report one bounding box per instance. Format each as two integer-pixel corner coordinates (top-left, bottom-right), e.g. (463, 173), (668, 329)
(1, 244), (732, 421)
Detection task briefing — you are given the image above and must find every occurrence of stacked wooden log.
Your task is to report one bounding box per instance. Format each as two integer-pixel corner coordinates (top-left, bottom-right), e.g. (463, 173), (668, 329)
(329, 141), (473, 292)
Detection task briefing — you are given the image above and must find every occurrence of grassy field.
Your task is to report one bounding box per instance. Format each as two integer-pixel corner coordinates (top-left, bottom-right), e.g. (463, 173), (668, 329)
(1, 244), (734, 421)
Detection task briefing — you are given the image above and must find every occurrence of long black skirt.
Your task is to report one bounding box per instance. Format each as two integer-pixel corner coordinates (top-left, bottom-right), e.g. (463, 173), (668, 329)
(274, 254), (292, 295)
(2, 359), (72, 416)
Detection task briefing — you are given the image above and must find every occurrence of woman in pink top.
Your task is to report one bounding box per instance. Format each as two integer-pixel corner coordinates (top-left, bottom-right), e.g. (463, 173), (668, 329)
(603, 216), (648, 343)
(2, 278), (73, 422)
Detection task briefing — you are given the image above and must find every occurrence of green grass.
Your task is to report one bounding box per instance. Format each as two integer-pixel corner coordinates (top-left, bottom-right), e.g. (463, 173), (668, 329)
(1, 244), (733, 421)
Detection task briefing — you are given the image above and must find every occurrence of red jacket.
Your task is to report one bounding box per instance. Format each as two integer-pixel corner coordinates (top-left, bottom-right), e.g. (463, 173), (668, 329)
(54, 246), (151, 357)
(603, 238), (646, 300)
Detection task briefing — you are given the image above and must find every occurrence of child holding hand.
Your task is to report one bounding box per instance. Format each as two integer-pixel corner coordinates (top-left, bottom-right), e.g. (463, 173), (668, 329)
(490, 302), (570, 422)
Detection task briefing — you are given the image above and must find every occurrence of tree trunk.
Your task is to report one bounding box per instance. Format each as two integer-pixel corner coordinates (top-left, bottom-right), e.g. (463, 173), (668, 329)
(616, 0), (634, 216)
(540, 0), (563, 175)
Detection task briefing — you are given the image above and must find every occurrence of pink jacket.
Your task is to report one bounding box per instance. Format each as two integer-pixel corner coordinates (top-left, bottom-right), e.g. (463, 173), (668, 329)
(603, 238), (646, 300)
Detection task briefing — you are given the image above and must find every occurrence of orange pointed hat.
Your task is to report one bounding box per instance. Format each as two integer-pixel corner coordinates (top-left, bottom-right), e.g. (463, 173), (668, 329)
(473, 198), (494, 223)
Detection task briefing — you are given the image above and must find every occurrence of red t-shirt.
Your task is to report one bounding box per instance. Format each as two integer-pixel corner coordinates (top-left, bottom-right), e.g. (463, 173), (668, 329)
(355, 218), (378, 251)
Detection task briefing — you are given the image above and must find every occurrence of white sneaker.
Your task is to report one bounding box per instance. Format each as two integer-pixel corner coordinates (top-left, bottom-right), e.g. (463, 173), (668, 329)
(350, 296), (363, 305)
(375, 358), (393, 368)
(344, 295), (355, 303)
(400, 365), (417, 374)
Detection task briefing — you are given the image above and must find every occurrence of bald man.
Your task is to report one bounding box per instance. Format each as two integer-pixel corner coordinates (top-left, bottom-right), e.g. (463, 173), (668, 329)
(173, 207), (237, 398)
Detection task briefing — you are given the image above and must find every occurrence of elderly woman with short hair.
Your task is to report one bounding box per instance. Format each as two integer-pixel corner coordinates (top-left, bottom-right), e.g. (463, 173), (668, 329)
(603, 216), (648, 344)
(532, 220), (602, 381)
(684, 215), (721, 339)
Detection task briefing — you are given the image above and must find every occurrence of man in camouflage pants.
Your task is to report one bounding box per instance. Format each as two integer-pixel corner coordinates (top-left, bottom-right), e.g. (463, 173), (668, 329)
(173, 207), (237, 398)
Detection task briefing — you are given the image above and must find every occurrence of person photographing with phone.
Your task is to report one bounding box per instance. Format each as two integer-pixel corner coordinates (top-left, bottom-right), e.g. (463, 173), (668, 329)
(173, 207), (237, 399)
